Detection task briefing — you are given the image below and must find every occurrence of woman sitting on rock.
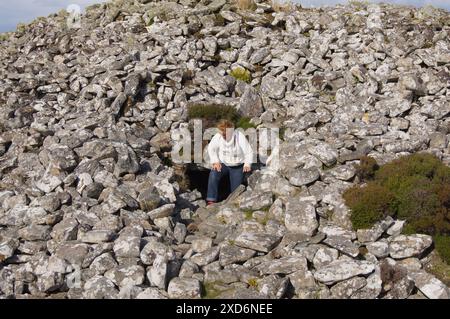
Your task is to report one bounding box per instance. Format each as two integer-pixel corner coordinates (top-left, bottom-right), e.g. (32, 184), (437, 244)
(206, 119), (254, 206)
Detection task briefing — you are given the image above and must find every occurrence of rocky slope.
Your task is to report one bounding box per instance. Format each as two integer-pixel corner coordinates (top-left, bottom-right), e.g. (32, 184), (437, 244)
(0, 0), (450, 299)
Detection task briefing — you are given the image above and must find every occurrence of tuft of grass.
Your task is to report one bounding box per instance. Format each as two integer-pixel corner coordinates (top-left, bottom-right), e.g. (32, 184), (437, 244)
(229, 67), (252, 84)
(434, 235), (450, 266)
(425, 249), (450, 286)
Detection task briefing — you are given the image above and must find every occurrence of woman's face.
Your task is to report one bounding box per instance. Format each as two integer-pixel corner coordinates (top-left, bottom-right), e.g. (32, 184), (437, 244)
(221, 127), (234, 141)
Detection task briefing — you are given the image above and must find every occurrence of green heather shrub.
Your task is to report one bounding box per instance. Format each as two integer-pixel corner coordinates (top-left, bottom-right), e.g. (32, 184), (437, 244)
(187, 103), (256, 130)
(188, 103), (239, 129)
(354, 155), (379, 181)
(343, 153), (450, 264)
(229, 67), (251, 83)
(343, 183), (397, 229)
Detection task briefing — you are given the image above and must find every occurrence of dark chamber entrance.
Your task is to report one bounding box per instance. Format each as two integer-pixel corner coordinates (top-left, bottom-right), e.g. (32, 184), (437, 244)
(185, 165), (231, 202)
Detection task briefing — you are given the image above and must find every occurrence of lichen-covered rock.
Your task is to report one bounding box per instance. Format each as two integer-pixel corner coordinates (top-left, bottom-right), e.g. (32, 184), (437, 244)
(408, 270), (450, 299)
(51, 218), (79, 242)
(18, 224), (51, 241)
(314, 258), (375, 285)
(167, 278), (202, 299)
(366, 240), (389, 258)
(80, 230), (115, 244)
(0, 239), (19, 261)
(219, 245), (256, 266)
(357, 217), (394, 243)
(113, 226), (143, 259)
(287, 167), (320, 186)
(257, 275), (289, 299)
(323, 236), (360, 257)
(312, 246), (339, 269)
(82, 275), (119, 299)
(138, 189), (161, 212)
(255, 256), (308, 275)
(147, 255), (168, 289)
(330, 277), (367, 299)
(136, 288), (168, 299)
(234, 232), (281, 253)
(284, 197), (318, 236)
(190, 246), (220, 267)
(147, 204), (176, 220)
(388, 234), (433, 259)
(104, 265), (145, 287)
(238, 191), (273, 211)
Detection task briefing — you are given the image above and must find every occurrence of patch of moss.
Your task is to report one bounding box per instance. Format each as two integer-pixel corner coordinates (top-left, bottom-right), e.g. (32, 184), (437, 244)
(229, 67), (252, 83)
(243, 210), (254, 220)
(203, 281), (229, 299)
(247, 278), (259, 288)
(259, 214), (270, 226)
(217, 215), (227, 224)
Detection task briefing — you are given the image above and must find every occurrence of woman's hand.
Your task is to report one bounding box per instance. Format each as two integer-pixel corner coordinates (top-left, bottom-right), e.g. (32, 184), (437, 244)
(243, 164), (251, 173)
(212, 162), (222, 172)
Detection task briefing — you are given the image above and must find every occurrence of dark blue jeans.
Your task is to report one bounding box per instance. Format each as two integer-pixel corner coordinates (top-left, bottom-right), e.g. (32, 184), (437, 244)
(206, 163), (244, 202)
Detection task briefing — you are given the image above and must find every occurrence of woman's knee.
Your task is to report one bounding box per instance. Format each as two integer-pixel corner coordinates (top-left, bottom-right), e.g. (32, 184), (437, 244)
(209, 170), (221, 182)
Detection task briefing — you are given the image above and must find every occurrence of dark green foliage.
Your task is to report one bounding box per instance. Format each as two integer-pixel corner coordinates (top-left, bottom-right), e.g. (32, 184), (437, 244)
(343, 153), (450, 264)
(188, 103), (240, 129)
(343, 183), (397, 229)
(187, 104), (256, 130)
(354, 155), (379, 181)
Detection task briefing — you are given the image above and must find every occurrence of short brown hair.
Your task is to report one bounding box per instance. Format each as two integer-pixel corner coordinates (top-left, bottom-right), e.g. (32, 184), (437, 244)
(217, 119), (234, 132)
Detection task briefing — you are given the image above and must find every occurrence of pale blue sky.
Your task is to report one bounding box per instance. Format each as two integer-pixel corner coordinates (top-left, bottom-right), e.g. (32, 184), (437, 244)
(0, 0), (449, 33)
